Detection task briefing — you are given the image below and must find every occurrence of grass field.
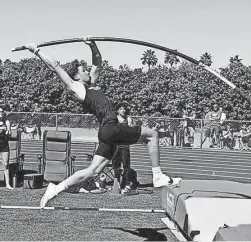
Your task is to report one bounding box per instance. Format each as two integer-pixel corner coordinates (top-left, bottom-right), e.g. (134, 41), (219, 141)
(0, 174), (177, 241)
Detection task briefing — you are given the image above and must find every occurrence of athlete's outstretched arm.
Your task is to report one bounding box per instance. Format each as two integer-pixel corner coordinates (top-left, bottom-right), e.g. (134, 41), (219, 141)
(25, 43), (86, 102)
(83, 38), (102, 86)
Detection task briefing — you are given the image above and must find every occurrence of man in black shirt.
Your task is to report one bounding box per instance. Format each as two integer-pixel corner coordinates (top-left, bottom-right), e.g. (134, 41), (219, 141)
(24, 38), (181, 208)
(112, 102), (133, 194)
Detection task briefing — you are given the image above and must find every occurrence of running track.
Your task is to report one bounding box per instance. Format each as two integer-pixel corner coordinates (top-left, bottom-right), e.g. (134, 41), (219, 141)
(21, 140), (251, 183)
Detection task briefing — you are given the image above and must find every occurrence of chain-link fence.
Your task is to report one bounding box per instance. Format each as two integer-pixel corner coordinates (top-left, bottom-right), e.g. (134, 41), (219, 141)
(6, 112), (251, 151)
(7, 112), (99, 141)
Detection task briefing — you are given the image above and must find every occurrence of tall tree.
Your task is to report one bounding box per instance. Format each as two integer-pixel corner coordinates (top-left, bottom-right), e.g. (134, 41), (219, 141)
(228, 55), (244, 85)
(119, 64), (130, 71)
(230, 55), (243, 65)
(141, 49), (158, 71)
(164, 51), (180, 67)
(199, 52), (212, 66)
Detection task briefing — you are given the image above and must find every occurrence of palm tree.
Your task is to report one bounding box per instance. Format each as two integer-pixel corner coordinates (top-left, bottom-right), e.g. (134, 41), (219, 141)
(141, 49), (158, 71)
(164, 51), (180, 67)
(230, 55), (242, 65)
(119, 64), (130, 72)
(199, 52), (212, 66)
(102, 60), (110, 68)
(229, 55), (244, 79)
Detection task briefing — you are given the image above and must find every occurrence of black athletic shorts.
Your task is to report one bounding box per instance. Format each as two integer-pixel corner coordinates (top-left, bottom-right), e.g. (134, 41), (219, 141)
(0, 139), (9, 153)
(96, 122), (141, 160)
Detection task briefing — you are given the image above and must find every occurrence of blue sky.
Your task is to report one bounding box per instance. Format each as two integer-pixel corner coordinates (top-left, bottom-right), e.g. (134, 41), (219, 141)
(1, 0), (251, 70)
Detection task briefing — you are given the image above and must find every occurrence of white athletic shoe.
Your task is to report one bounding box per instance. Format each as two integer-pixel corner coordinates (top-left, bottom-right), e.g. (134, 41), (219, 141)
(121, 185), (132, 195)
(153, 174), (182, 188)
(40, 183), (57, 208)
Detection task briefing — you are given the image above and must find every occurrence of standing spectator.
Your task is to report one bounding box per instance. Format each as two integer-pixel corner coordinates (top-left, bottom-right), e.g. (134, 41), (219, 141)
(208, 104), (222, 148)
(156, 120), (171, 146)
(112, 102), (134, 195)
(202, 106), (212, 146)
(220, 124), (234, 149)
(182, 105), (196, 146)
(239, 123), (251, 150)
(219, 107), (227, 125)
(0, 106), (13, 189)
(32, 103), (42, 139)
(169, 108), (182, 147)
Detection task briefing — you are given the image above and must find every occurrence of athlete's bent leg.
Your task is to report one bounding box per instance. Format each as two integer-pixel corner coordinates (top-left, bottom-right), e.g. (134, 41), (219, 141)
(138, 127), (160, 167)
(40, 155), (108, 208)
(138, 127), (181, 188)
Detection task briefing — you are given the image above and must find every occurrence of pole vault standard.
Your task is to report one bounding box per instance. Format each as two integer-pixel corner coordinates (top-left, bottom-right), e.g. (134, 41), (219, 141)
(11, 36), (246, 99)
(0, 205), (166, 213)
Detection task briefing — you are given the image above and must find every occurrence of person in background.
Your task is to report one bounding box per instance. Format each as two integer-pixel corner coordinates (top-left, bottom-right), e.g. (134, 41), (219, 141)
(182, 105), (196, 146)
(169, 107), (182, 147)
(156, 120), (171, 146)
(220, 124), (234, 149)
(31, 103), (42, 140)
(0, 106), (13, 189)
(202, 105), (212, 147)
(239, 123), (251, 150)
(112, 102), (134, 195)
(208, 104), (222, 148)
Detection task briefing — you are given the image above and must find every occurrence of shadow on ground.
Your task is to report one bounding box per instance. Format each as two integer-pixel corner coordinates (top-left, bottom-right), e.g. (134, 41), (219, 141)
(103, 227), (168, 241)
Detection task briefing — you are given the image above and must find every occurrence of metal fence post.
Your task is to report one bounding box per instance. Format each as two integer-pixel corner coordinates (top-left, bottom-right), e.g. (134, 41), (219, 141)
(56, 113), (58, 131)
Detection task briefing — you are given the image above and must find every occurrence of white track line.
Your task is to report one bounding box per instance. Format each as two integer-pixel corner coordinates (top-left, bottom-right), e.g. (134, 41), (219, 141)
(0, 205), (166, 213)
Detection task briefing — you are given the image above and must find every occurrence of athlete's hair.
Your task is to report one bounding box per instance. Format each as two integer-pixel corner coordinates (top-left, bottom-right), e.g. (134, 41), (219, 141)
(68, 59), (92, 85)
(67, 59), (81, 79)
(67, 59), (89, 79)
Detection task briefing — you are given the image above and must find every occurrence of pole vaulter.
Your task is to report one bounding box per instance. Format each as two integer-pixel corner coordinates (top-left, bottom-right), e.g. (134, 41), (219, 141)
(11, 36), (247, 99)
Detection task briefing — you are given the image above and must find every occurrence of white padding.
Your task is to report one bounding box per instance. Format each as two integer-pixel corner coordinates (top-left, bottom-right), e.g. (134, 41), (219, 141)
(185, 197), (251, 241)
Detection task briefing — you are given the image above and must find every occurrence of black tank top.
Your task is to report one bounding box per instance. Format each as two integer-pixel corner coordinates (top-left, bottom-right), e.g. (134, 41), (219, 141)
(83, 87), (117, 124)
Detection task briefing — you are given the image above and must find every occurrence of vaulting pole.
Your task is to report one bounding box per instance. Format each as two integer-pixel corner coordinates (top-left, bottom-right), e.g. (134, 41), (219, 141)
(11, 36), (247, 99)
(11, 36), (199, 64)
